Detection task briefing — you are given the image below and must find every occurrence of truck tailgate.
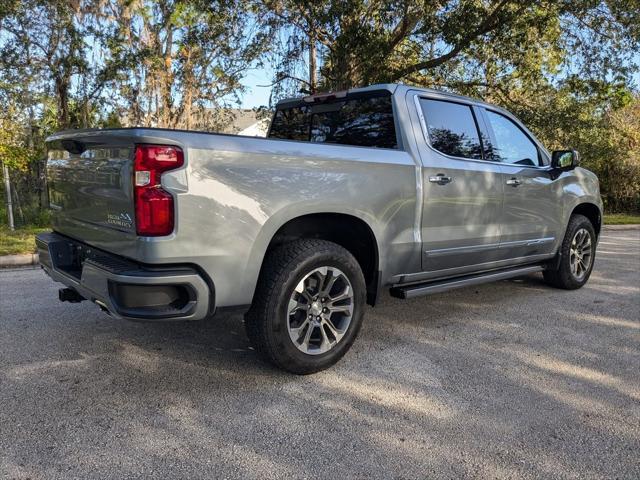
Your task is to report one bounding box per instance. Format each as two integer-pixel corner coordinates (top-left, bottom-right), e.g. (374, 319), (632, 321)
(47, 133), (137, 243)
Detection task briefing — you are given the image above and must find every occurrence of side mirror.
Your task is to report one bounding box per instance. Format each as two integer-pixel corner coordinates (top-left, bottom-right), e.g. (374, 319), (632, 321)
(552, 149), (580, 170)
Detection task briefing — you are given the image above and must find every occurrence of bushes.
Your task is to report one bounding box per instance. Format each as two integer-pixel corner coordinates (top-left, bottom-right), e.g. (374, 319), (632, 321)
(581, 98), (640, 214)
(595, 158), (640, 214)
(0, 203), (51, 228)
(0, 163), (50, 228)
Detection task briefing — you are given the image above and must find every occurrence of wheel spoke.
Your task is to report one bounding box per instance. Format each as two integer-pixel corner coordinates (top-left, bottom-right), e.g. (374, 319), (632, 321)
(320, 269), (339, 297)
(329, 303), (353, 315)
(582, 234), (591, 250)
(580, 259), (588, 273)
(319, 325), (333, 352)
(288, 297), (302, 315)
(323, 318), (344, 342)
(289, 318), (311, 344)
(311, 267), (328, 296)
(294, 280), (312, 302)
(328, 285), (351, 305)
(301, 322), (314, 348)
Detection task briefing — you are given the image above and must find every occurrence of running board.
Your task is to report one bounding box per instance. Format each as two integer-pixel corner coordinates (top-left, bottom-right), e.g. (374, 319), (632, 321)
(389, 264), (545, 299)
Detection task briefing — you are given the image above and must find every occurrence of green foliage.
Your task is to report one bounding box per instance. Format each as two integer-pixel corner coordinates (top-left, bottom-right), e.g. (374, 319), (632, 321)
(0, 145), (31, 171)
(262, 1), (638, 92)
(0, 0), (639, 225)
(0, 103), (36, 171)
(0, 202), (51, 227)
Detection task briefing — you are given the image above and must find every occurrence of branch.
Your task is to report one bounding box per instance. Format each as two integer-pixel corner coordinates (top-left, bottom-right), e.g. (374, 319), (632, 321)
(258, 73), (311, 88)
(391, 0), (516, 80)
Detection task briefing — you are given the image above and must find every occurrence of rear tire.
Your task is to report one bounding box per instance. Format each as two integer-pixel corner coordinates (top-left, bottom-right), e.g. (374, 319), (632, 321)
(544, 214), (596, 290)
(245, 239), (366, 374)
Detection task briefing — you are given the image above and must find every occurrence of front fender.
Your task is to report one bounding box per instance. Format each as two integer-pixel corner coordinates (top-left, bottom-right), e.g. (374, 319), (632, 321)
(558, 167), (603, 238)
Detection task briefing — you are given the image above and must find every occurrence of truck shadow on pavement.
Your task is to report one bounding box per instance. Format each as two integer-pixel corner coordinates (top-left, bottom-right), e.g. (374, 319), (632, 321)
(1, 232), (639, 479)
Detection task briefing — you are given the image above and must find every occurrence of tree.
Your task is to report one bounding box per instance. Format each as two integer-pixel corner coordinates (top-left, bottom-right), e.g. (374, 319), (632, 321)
(256, 0), (332, 98)
(1, 0), (106, 129)
(94, 0), (268, 130)
(259, 1), (638, 98)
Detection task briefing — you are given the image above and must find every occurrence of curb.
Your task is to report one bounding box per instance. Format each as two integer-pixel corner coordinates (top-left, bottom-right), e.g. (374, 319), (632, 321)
(0, 253), (39, 268)
(602, 224), (640, 231)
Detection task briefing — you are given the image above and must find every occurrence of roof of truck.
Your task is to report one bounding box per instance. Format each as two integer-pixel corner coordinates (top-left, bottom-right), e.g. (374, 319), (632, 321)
(276, 83), (486, 107)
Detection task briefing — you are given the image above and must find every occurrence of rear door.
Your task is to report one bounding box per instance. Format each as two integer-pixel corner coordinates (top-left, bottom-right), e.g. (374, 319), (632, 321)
(480, 108), (562, 260)
(412, 94), (504, 273)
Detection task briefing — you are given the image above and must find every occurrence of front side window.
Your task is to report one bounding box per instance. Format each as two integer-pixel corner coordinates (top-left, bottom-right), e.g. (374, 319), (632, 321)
(419, 98), (484, 160)
(269, 93), (397, 149)
(485, 110), (539, 166)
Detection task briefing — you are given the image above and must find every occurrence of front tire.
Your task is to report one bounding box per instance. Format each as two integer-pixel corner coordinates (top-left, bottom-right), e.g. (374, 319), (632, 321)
(245, 239), (366, 374)
(544, 214), (596, 289)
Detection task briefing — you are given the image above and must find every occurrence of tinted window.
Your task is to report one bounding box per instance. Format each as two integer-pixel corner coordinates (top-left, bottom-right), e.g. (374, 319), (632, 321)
(269, 105), (310, 141)
(269, 94), (397, 149)
(420, 99), (483, 160)
(485, 110), (539, 166)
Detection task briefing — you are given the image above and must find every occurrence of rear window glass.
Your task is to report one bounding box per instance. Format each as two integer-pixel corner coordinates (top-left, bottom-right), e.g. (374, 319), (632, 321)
(420, 98), (483, 160)
(269, 94), (398, 149)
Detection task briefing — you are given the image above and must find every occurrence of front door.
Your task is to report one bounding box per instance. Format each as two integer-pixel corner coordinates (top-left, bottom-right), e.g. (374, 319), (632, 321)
(413, 95), (504, 273)
(481, 108), (561, 260)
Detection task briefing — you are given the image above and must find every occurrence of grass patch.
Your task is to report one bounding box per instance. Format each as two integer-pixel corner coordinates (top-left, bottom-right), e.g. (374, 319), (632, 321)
(604, 213), (640, 225)
(0, 226), (49, 256)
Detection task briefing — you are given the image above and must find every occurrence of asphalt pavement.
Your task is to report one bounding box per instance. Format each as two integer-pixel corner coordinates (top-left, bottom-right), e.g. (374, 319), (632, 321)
(1, 230), (639, 479)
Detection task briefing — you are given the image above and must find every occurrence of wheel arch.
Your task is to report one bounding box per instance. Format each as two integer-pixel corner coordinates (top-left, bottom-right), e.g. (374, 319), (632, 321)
(571, 202), (602, 238)
(250, 212), (382, 307)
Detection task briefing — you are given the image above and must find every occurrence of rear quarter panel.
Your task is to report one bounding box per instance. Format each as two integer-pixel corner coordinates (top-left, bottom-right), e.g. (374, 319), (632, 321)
(45, 129), (421, 308)
(176, 135), (419, 307)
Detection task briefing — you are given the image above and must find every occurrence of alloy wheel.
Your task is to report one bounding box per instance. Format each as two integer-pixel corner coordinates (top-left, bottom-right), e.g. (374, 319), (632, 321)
(569, 228), (593, 281)
(286, 266), (354, 355)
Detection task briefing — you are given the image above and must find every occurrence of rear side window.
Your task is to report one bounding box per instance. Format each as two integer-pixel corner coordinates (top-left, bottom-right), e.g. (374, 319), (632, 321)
(485, 110), (540, 166)
(419, 98), (483, 160)
(269, 94), (397, 149)
(269, 106), (310, 141)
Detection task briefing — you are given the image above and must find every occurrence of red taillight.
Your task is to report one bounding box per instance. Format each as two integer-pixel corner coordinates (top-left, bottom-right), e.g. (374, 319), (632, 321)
(134, 145), (184, 236)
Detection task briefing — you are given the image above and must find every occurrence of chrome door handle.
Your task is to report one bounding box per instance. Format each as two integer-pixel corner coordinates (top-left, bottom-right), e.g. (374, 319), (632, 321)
(506, 178), (522, 186)
(429, 174), (452, 185)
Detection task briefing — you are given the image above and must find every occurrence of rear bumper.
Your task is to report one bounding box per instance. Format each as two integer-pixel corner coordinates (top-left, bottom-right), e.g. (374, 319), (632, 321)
(36, 232), (212, 321)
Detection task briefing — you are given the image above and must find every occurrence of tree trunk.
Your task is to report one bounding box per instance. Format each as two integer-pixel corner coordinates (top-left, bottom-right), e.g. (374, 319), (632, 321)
(161, 25), (174, 128)
(2, 163), (15, 231)
(38, 158), (49, 209)
(12, 182), (25, 225)
(309, 31), (317, 93)
(55, 74), (71, 128)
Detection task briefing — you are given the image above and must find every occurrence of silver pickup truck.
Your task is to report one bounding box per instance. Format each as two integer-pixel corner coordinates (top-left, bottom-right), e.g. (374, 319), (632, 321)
(37, 83), (602, 373)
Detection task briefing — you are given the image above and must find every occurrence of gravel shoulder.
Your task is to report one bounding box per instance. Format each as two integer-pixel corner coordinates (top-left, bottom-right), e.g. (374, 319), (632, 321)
(1, 230), (639, 479)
